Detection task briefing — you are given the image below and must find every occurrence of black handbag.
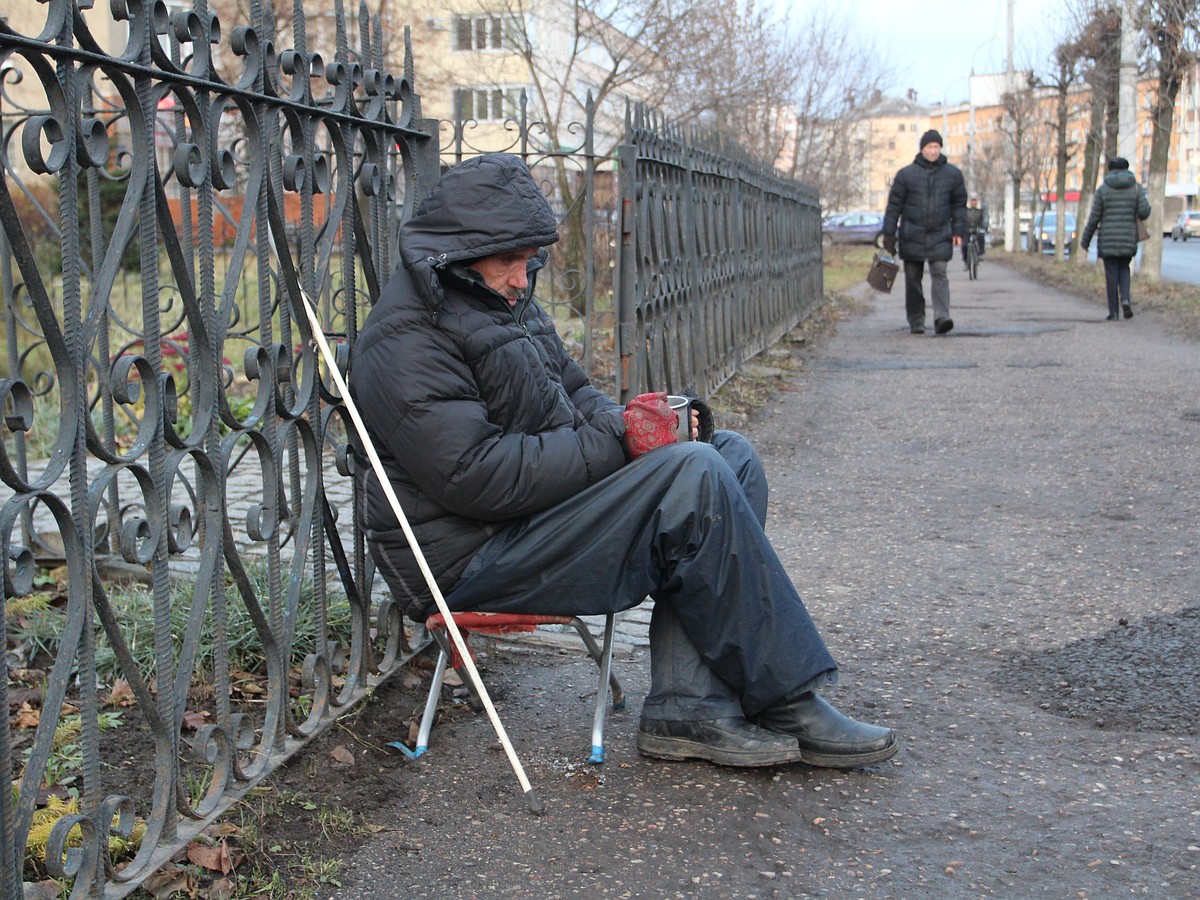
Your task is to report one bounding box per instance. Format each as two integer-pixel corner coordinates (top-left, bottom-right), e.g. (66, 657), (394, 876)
(867, 252), (899, 293)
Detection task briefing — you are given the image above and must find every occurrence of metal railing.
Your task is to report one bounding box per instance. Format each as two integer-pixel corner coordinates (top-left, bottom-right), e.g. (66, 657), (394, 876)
(616, 104), (824, 402)
(1, 2), (823, 895)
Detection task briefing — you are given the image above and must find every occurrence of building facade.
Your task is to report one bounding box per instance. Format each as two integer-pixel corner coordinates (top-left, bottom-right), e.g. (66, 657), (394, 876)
(841, 63), (1200, 228)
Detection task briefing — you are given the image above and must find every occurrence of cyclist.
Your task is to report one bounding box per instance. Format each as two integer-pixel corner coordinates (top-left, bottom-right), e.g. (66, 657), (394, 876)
(963, 193), (987, 269)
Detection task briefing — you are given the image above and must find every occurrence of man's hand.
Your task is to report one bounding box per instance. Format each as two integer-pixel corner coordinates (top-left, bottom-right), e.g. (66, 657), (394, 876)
(622, 392), (678, 459)
(952, 236), (963, 247)
(882, 234), (897, 256)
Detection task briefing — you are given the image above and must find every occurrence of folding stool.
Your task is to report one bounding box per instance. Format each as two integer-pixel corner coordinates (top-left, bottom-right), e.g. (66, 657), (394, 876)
(414, 612), (625, 763)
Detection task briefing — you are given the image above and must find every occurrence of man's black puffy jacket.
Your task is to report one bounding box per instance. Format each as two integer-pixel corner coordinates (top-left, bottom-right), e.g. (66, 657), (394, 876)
(349, 155), (628, 617)
(883, 153), (967, 262)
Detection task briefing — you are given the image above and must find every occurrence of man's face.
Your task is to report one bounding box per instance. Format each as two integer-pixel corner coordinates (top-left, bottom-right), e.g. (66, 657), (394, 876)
(468, 247), (542, 307)
(968, 198), (979, 208)
(921, 142), (942, 163)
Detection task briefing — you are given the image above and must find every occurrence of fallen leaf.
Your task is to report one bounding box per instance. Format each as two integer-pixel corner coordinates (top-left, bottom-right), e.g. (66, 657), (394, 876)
(12, 702), (40, 729)
(108, 678), (136, 708)
(142, 864), (195, 898)
(400, 672), (423, 690)
(330, 745), (355, 766)
(6, 686), (42, 711)
(203, 876), (236, 899)
(202, 821), (243, 839)
(186, 840), (239, 875)
(183, 710), (212, 732)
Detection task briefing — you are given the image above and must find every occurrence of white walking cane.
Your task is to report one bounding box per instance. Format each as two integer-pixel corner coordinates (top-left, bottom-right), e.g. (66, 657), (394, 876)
(295, 287), (543, 815)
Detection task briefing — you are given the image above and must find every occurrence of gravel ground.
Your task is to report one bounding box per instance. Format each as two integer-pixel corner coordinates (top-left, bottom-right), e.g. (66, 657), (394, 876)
(322, 260), (1200, 899)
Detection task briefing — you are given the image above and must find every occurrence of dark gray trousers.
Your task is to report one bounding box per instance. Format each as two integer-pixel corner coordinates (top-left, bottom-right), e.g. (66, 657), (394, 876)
(444, 432), (838, 718)
(903, 258), (950, 328)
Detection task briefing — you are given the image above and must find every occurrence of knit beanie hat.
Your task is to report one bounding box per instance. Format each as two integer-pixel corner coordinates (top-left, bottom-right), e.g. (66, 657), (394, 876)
(1107, 156), (1129, 171)
(919, 129), (943, 149)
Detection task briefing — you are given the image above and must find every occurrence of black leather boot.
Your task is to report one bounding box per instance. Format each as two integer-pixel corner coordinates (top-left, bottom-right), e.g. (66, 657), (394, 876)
(755, 692), (897, 768)
(637, 716), (804, 767)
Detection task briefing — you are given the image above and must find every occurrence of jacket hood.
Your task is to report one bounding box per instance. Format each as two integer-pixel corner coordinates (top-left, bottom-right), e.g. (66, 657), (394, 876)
(399, 154), (561, 270)
(1103, 169), (1136, 190)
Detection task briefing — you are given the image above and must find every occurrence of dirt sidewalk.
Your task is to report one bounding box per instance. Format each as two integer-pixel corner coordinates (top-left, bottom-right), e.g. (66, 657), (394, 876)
(315, 260), (1199, 898)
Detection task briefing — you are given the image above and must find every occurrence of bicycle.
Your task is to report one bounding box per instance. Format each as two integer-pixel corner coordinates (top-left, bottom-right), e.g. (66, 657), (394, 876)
(966, 231), (983, 280)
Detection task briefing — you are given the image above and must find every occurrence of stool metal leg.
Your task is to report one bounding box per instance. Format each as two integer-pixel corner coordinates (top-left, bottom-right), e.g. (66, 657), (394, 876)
(414, 647), (448, 756)
(567, 617), (625, 709)
(587, 615), (616, 763)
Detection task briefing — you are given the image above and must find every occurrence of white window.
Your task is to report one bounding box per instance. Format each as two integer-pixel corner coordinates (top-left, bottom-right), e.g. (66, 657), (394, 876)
(455, 86), (524, 122)
(453, 14), (521, 51)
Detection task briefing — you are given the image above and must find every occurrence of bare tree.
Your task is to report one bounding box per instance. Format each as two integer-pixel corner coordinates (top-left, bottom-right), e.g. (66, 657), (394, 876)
(666, 4), (894, 207)
(1133, 0), (1200, 282)
(997, 75), (1045, 252)
(783, 7), (894, 208)
(1047, 41), (1085, 260)
(1066, 1), (1123, 261)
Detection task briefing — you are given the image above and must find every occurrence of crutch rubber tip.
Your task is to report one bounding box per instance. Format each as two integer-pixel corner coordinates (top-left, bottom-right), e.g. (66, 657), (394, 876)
(525, 788), (545, 816)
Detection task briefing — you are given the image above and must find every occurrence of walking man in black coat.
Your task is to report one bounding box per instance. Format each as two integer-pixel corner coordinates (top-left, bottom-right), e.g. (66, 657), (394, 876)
(882, 130), (968, 334)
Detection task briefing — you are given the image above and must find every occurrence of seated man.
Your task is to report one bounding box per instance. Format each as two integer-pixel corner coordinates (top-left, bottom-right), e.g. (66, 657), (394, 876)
(350, 153), (896, 769)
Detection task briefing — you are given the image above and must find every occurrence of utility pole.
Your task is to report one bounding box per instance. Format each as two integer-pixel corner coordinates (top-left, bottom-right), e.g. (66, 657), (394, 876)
(1117, 0), (1138, 164)
(1003, 0), (1016, 252)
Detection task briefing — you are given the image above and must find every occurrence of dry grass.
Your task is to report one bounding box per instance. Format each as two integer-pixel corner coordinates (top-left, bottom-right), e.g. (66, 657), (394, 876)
(821, 245), (879, 295)
(997, 252), (1200, 341)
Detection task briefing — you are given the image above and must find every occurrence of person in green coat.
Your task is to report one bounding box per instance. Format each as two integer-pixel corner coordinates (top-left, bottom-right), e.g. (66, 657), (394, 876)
(1080, 157), (1152, 320)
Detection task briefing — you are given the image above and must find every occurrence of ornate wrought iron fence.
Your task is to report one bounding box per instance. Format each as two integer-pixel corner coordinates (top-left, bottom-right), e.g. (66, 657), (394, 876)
(1, 2), (823, 895)
(615, 104), (824, 402)
(0, 0), (438, 895)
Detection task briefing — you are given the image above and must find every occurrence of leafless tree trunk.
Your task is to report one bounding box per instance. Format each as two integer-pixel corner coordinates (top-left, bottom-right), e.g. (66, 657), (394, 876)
(1134, 0), (1199, 282)
(1065, 1), (1123, 261)
(1048, 47), (1082, 261)
(998, 77), (1043, 253)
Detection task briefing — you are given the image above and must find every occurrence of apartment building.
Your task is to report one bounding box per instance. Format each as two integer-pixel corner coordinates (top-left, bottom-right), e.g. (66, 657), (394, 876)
(849, 91), (929, 214)
(845, 64), (1200, 227)
(390, 0), (639, 165)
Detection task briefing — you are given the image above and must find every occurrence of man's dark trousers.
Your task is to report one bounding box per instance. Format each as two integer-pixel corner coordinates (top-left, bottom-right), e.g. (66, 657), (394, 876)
(443, 432), (838, 717)
(903, 258), (950, 330)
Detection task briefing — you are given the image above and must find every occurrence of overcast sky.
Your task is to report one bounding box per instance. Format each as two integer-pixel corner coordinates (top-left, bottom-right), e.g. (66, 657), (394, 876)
(792, 0), (1073, 107)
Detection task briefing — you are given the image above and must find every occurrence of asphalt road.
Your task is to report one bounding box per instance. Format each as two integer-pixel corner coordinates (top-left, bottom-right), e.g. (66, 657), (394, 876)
(322, 259), (1199, 898)
(1159, 236), (1200, 285)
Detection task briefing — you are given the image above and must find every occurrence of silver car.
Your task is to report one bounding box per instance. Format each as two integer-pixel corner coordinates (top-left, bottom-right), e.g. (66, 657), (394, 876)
(1170, 211), (1200, 241)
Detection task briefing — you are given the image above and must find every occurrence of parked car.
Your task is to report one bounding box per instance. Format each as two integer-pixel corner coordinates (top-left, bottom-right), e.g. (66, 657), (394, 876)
(1170, 211), (1200, 241)
(822, 212), (886, 248)
(1031, 211), (1077, 253)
